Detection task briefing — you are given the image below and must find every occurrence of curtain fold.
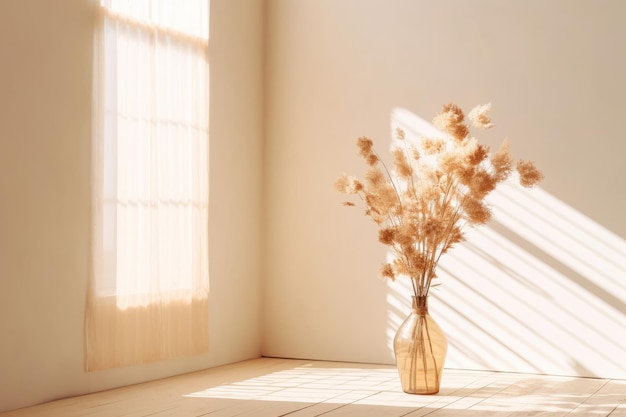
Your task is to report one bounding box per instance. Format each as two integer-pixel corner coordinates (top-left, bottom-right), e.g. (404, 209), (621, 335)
(86, 0), (209, 371)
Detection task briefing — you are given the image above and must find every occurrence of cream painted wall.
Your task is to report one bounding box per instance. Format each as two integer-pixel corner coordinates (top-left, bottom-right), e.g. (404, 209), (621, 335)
(0, 0), (264, 412)
(263, 0), (626, 379)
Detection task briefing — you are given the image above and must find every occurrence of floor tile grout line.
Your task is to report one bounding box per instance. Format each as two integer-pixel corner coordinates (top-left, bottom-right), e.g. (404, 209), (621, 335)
(564, 378), (616, 417)
(399, 373), (505, 416)
(410, 373), (547, 417)
(311, 390), (386, 417)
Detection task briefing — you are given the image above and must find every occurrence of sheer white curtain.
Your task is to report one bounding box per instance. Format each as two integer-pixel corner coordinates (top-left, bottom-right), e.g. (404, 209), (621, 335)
(86, 0), (210, 371)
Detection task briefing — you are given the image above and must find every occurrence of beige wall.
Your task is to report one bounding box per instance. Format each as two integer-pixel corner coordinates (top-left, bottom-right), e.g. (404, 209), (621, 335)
(262, 0), (626, 378)
(0, 0), (264, 412)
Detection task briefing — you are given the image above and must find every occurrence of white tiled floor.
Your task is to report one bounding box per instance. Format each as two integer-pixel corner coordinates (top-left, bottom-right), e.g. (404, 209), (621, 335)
(2, 358), (625, 416)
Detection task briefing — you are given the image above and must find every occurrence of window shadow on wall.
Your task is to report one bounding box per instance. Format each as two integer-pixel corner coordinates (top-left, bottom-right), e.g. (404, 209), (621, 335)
(385, 108), (626, 380)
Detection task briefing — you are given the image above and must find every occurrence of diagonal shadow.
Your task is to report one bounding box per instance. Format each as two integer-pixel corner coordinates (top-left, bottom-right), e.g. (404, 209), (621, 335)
(385, 107), (626, 380)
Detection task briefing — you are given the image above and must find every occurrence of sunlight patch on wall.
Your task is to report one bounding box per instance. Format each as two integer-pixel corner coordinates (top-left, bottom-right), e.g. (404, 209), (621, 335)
(386, 108), (626, 379)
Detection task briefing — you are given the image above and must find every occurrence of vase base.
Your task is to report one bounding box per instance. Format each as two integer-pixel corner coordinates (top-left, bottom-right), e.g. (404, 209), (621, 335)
(402, 388), (440, 395)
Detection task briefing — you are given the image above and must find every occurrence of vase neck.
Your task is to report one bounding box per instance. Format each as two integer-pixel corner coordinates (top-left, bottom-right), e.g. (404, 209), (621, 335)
(412, 296), (428, 315)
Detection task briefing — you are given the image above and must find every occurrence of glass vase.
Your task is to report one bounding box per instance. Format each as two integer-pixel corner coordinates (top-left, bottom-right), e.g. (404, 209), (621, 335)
(393, 295), (448, 394)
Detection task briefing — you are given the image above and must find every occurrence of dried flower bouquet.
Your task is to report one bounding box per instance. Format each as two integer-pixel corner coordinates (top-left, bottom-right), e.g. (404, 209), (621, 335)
(335, 103), (543, 297)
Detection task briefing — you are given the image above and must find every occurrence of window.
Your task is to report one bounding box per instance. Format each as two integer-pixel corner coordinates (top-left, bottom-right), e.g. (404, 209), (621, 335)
(85, 0), (210, 371)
